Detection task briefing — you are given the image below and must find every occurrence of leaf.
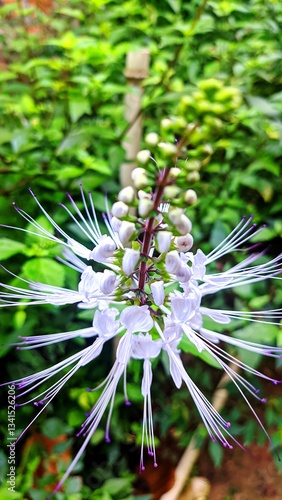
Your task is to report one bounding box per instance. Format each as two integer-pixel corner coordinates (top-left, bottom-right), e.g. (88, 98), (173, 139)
(246, 95), (279, 117)
(69, 97), (91, 123)
(56, 129), (89, 154)
(41, 417), (68, 439)
(208, 440), (223, 467)
(0, 238), (27, 260)
(179, 336), (221, 369)
(22, 258), (65, 287)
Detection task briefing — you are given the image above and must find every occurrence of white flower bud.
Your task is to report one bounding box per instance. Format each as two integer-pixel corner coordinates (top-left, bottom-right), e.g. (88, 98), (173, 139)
(176, 214), (192, 235)
(131, 168), (149, 189)
(175, 234), (194, 252)
(156, 231), (172, 253)
(118, 186), (135, 204)
(138, 198), (154, 217)
(145, 132), (159, 146)
(169, 167), (181, 179)
(174, 233), (194, 252)
(136, 149), (151, 165)
(99, 270), (117, 294)
(165, 250), (182, 274)
(176, 265), (192, 283)
(118, 221), (136, 244)
(151, 281), (164, 306)
(110, 216), (122, 232)
(158, 142), (178, 156)
(184, 189), (197, 205)
(161, 118), (172, 129)
(187, 171), (200, 183)
(164, 185), (180, 199)
(112, 201), (129, 218)
(90, 236), (116, 263)
(122, 248), (140, 275)
(138, 190), (151, 200)
(168, 207), (183, 225)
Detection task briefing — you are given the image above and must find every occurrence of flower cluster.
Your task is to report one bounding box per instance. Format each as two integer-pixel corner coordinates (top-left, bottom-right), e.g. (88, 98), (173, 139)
(1, 153), (282, 492)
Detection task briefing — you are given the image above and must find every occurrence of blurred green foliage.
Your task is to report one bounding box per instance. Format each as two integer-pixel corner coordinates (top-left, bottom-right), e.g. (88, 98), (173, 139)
(0, 0), (282, 498)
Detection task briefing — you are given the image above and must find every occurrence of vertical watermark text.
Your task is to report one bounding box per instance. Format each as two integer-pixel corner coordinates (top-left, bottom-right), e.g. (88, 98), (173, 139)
(7, 384), (16, 492)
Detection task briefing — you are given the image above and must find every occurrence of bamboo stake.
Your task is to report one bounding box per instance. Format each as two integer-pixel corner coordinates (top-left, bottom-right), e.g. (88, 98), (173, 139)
(160, 363), (239, 500)
(120, 49), (150, 189)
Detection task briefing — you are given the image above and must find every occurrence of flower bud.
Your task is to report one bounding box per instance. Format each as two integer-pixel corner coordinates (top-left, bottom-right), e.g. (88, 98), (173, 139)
(168, 207), (183, 225)
(176, 265), (192, 283)
(187, 171), (200, 183)
(138, 190), (151, 200)
(168, 167), (181, 180)
(99, 270), (117, 294)
(176, 214), (192, 235)
(118, 221), (136, 245)
(118, 186), (135, 204)
(122, 248), (140, 275)
(161, 118), (172, 130)
(136, 149), (151, 165)
(112, 201), (129, 218)
(158, 142), (178, 157)
(165, 250), (182, 274)
(132, 167), (149, 189)
(138, 198), (154, 217)
(164, 185), (180, 200)
(175, 234), (194, 252)
(145, 132), (159, 146)
(110, 216), (122, 232)
(151, 281), (165, 306)
(156, 231), (172, 253)
(184, 189), (197, 205)
(90, 236), (116, 263)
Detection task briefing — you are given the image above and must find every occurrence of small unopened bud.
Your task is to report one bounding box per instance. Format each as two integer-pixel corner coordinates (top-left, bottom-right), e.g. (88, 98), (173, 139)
(122, 248), (140, 275)
(184, 189), (197, 205)
(138, 190), (151, 200)
(168, 207), (183, 225)
(132, 167), (149, 189)
(151, 281), (165, 306)
(145, 132), (159, 146)
(110, 216), (122, 232)
(138, 198), (154, 217)
(186, 160), (201, 172)
(90, 236), (116, 263)
(169, 167), (181, 180)
(118, 221), (136, 245)
(176, 214), (192, 235)
(165, 250), (182, 274)
(176, 265), (192, 283)
(203, 144), (213, 155)
(158, 142), (178, 157)
(187, 171), (200, 183)
(161, 118), (173, 130)
(118, 186), (135, 204)
(136, 149), (151, 165)
(100, 270), (116, 294)
(164, 185), (180, 199)
(112, 201), (129, 218)
(175, 234), (194, 252)
(156, 231), (172, 253)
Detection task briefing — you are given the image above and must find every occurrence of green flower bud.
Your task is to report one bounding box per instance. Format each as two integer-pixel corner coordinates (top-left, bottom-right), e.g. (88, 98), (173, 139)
(187, 171), (200, 183)
(158, 142), (178, 157)
(184, 189), (197, 205)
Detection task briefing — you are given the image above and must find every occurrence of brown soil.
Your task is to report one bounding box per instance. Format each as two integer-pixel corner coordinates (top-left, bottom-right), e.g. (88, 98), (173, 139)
(198, 441), (282, 500)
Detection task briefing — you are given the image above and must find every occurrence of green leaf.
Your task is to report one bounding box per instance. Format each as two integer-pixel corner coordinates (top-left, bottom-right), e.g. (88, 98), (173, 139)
(179, 336), (221, 369)
(22, 258), (65, 287)
(69, 97), (91, 123)
(208, 440), (223, 467)
(41, 417), (68, 439)
(0, 238), (27, 260)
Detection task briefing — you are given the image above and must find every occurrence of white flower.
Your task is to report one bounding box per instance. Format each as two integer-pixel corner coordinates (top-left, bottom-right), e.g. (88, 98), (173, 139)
(122, 248), (140, 275)
(120, 305), (153, 332)
(151, 281), (165, 306)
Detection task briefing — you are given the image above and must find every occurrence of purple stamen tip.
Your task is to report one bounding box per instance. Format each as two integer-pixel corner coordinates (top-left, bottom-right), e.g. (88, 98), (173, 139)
(226, 422), (231, 428)
(141, 466), (145, 471)
(261, 398), (267, 403)
(105, 436), (111, 443)
(125, 400), (132, 406)
(154, 462), (158, 468)
(86, 387), (92, 392)
(148, 451), (153, 456)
